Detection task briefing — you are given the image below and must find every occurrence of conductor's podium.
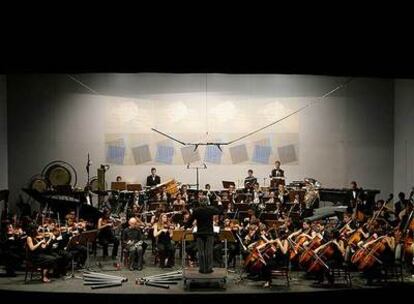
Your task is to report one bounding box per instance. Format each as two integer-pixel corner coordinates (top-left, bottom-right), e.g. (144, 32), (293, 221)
(183, 267), (228, 290)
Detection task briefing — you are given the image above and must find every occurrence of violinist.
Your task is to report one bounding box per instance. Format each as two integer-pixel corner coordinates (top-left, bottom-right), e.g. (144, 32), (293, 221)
(97, 208), (120, 260)
(26, 224), (57, 283)
(223, 219), (240, 268)
(153, 213), (174, 268)
(262, 229), (289, 288)
(0, 221), (25, 276)
(182, 211), (197, 266)
(48, 224), (72, 277)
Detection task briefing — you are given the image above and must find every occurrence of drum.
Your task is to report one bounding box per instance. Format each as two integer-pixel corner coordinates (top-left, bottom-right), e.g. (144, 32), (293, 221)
(164, 179), (179, 196)
(30, 178), (48, 193)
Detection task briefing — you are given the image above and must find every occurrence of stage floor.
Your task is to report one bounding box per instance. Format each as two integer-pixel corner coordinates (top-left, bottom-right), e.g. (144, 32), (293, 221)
(1, 257), (413, 303)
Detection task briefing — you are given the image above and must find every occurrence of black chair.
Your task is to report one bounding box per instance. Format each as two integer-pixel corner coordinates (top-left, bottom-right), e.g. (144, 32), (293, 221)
(24, 246), (44, 283)
(270, 258), (290, 287)
(328, 262), (352, 287)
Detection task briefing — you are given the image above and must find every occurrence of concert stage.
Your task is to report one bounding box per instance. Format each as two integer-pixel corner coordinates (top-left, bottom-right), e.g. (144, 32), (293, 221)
(1, 258), (413, 304)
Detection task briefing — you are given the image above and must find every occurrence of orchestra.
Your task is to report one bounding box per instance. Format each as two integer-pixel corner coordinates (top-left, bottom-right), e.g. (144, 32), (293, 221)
(1, 163), (414, 290)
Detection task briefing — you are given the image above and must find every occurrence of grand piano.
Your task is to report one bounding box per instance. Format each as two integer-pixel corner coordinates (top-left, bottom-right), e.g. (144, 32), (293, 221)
(319, 188), (380, 206)
(22, 188), (102, 223)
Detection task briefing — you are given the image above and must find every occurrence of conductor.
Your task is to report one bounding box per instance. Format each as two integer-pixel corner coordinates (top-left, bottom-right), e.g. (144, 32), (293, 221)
(185, 201), (221, 273)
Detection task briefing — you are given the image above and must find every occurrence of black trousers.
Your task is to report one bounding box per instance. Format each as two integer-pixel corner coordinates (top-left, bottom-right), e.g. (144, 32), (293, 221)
(196, 235), (214, 273)
(157, 242), (174, 267)
(99, 233), (120, 257)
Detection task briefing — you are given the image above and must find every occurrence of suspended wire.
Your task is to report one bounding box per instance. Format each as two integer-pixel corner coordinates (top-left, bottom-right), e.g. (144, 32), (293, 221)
(67, 74), (99, 95)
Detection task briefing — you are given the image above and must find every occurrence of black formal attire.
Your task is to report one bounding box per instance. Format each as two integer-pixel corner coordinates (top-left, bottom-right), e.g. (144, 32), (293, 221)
(270, 168), (285, 178)
(156, 229), (174, 268)
(98, 225), (119, 258)
(122, 227), (146, 270)
(186, 206), (221, 273)
(146, 175), (161, 187)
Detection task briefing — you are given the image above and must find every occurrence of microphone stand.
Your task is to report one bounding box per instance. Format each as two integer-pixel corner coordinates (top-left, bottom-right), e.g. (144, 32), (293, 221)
(186, 163), (207, 191)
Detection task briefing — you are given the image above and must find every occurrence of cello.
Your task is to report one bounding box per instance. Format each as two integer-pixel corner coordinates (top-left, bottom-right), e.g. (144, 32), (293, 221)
(306, 242), (336, 273)
(298, 235), (324, 268)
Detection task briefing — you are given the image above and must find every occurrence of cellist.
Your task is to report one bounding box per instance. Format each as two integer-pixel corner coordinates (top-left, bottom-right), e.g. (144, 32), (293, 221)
(261, 229), (289, 288)
(310, 229), (345, 284)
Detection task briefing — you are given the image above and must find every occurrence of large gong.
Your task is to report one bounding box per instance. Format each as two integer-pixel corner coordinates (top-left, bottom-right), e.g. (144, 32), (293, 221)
(41, 160), (78, 188)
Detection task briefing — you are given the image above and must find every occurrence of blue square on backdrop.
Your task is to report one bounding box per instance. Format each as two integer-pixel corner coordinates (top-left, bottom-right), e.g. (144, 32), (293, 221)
(204, 145), (223, 164)
(155, 145), (174, 164)
(106, 145), (126, 165)
(252, 145), (272, 164)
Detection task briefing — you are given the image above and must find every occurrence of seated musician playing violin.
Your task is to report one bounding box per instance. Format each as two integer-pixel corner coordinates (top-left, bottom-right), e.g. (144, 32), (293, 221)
(0, 221), (26, 276)
(153, 213), (175, 268)
(97, 209), (120, 260)
(26, 225), (57, 283)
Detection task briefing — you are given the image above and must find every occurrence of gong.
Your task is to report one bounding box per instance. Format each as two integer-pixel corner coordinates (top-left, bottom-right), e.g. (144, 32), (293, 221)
(45, 164), (72, 186)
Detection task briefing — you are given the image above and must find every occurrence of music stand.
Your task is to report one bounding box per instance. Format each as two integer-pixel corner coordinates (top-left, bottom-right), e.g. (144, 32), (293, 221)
(64, 234), (83, 280)
(265, 203), (277, 212)
(219, 230), (236, 269)
(222, 181), (235, 189)
(79, 229), (98, 270)
(127, 184), (142, 191)
(111, 182), (127, 191)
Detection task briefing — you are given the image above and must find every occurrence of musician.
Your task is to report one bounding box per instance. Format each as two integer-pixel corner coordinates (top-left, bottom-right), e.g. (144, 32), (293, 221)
(348, 181), (363, 207)
(277, 184), (289, 205)
(122, 217), (146, 271)
(153, 213), (174, 268)
(205, 184), (216, 205)
(97, 209), (120, 260)
(313, 229), (345, 284)
(395, 192), (408, 217)
(185, 201), (221, 273)
(180, 184), (189, 202)
(116, 176), (123, 182)
(270, 160), (285, 179)
(244, 169), (257, 192)
(48, 226), (72, 277)
(26, 225), (57, 283)
(181, 211), (197, 266)
(262, 229), (289, 288)
(173, 193), (186, 208)
(0, 222), (25, 276)
(252, 183), (263, 205)
(146, 168), (161, 187)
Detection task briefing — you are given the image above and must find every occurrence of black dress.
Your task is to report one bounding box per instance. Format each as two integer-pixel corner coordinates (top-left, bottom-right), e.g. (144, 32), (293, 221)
(28, 238), (57, 268)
